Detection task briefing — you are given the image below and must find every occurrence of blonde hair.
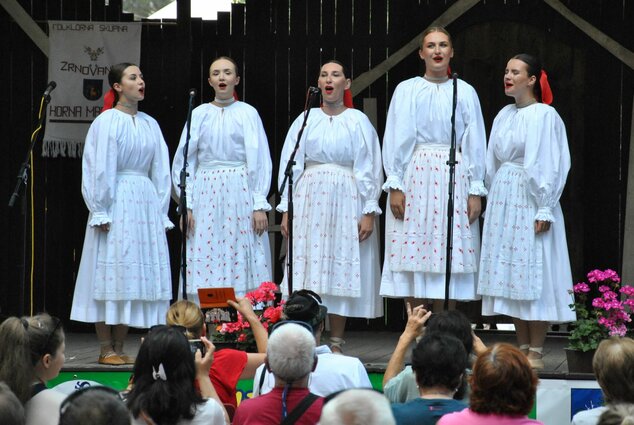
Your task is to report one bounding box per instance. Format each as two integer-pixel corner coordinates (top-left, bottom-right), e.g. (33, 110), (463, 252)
(593, 337), (634, 403)
(420, 26), (453, 49)
(166, 300), (204, 339)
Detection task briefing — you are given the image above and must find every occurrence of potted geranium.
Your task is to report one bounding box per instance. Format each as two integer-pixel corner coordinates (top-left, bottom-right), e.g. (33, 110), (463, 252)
(211, 281), (284, 351)
(567, 269), (634, 372)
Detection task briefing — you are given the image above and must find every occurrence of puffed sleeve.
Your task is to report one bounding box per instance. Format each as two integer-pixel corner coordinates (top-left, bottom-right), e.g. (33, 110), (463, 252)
(172, 107), (201, 206)
(382, 80), (417, 192)
(243, 107), (273, 211)
(149, 119), (175, 230)
(484, 112), (504, 190)
(276, 113), (307, 213)
(524, 106), (571, 222)
(351, 112), (383, 215)
(81, 112), (118, 226)
(459, 82), (488, 196)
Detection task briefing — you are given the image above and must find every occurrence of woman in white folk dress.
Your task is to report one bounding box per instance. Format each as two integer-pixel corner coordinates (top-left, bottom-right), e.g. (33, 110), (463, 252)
(278, 60), (383, 352)
(478, 53), (575, 369)
(71, 63), (173, 365)
(172, 56), (272, 302)
(380, 26), (487, 313)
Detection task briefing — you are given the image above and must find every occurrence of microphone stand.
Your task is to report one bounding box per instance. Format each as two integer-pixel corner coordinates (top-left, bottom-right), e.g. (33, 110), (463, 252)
(178, 89), (197, 300)
(279, 87), (320, 296)
(8, 90), (52, 316)
(444, 73), (459, 311)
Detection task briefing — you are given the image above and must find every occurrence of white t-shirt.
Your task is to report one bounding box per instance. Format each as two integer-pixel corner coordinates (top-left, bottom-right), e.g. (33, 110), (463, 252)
(25, 388), (67, 425)
(253, 345), (372, 397)
(571, 407), (607, 425)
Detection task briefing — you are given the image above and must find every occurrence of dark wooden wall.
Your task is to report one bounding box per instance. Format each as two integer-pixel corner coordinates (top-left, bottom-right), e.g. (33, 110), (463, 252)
(0, 0), (632, 330)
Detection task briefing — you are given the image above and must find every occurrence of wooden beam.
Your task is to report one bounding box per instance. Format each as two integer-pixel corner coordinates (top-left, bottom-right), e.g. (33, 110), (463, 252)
(350, 0), (480, 96)
(544, 0), (634, 70)
(0, 0), (49, 56)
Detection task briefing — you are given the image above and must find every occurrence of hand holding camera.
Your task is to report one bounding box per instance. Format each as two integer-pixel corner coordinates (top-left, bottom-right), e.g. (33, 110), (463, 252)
(194, 336), (215, 378)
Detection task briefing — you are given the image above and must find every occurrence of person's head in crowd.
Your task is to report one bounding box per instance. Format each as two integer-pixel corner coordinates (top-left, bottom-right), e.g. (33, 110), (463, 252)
(0, 314), (65, 404)
(282, 290), (328, 343)
(412, 333), (468, 398)
(469, 343), (538, 417)
(425, 310), (473, 355)
(166, 300), (205, 339)
(59, 386), (130, 425)
(593, 337), (634, 404)
(0, 382), (25, 425)
(598, 403), (634, 425)
(126, 325), (205, 424)
(107, 62), (144, 108)
(266, 322), (317, 386)
(318, 389), (395, 425)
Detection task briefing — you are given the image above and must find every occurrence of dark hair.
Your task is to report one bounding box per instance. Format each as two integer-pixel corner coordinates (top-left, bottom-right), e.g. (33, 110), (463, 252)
(283, 289), (328, 332)
(59, 386), (129, 425)
(513, 53), (543, 102)
(126, 326), (204, 425)
(0, 382), (24, 425)
(320, 59), (350, 79)
(470, 343), (538, 416)
(210, 56), (240, 77)
(426, 310), (473, 355)
(108, 62), (136, 107)
(0, 314), (65, 404)
(593, 337), (634, 403)
(412, 333), (468, 392)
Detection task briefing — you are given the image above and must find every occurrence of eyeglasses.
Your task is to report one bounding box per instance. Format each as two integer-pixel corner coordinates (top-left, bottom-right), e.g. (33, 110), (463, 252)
(270, 320), (313, 335)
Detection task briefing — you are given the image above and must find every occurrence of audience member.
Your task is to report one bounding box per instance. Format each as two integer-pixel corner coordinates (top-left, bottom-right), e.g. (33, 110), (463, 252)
(126, 325), (227, 425)
(572, 337), (634, 425)
(0, 381), (25, 425)
(437, 343), (542, 425)
(59, 385), (130, 425)
(233, 322), (324, 424)
(253, 290), (372, 396)
(391, 333), (468, 424)
(383, 307), (486, 403)
(166, 298), (267, 411)
(0, 314), (67, 425)
(598, 404), (634, 425)
(319, 389), (395, 425)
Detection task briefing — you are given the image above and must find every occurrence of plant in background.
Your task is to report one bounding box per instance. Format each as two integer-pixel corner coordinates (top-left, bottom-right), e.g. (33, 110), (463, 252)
(568, 269), (634, 352)
(212, 281), (284, 351)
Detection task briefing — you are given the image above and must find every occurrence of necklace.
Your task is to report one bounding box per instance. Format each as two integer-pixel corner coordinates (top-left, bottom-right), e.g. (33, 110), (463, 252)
(424, 74), (449, 83)
(516, 99), (537, 108)
(214, 97), (235, 106)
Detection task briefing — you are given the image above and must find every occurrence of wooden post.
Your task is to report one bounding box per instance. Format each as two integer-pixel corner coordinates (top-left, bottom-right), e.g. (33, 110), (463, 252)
(622, 96), (634, 283)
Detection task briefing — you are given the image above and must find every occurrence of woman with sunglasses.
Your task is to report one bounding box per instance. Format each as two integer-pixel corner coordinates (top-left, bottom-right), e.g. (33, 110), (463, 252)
(166, 298), (268, 412)
(0, 313), (66, 425)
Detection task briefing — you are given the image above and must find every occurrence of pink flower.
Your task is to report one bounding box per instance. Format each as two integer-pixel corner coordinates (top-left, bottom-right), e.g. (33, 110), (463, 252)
(237, 333), (247, 342)
(598, 285), (611, 293)
(573, 283), (591, 293)
(620, 286), (634, 296)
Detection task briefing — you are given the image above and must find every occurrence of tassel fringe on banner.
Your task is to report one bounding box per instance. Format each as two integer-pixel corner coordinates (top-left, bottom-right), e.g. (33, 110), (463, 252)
(42, 139), (84, 158)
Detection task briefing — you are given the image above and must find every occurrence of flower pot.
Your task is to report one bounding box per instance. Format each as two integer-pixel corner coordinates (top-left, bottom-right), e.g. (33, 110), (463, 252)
(565, 348), (596, 374)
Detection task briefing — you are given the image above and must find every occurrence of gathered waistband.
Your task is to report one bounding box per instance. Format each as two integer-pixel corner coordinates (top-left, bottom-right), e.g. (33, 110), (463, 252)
(305, 161), (353, 173)
(500, 162), (523, 169)
(117, 170), (148, 177)
(198, 160), (246, 170)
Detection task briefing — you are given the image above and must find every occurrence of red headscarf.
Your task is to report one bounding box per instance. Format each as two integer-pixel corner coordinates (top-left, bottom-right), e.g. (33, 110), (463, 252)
(343, 88), (354, 108)
(539, 70), (553, 105)
(102, 88), (116, 112)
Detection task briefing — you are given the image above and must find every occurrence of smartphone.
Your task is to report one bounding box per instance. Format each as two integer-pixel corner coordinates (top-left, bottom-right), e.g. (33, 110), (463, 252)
(189, 339), (206, 356)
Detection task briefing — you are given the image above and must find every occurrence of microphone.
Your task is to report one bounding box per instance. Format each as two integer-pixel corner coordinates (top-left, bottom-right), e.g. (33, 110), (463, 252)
(308, 86), (320, 95)
(43, 81), (57, 97)
(451, 72), (459, 80)
(188, 88), (197, 97)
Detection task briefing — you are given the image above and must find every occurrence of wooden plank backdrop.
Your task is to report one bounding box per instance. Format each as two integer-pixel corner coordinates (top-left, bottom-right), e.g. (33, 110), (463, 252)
(0, 0), (632, 331)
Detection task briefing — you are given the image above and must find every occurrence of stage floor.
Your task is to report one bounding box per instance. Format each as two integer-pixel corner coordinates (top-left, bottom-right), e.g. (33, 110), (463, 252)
(62, 329), (584, 379)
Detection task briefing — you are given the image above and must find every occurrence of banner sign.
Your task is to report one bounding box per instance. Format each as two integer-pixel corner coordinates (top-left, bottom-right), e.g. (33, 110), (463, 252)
(43, 21), (141, 157)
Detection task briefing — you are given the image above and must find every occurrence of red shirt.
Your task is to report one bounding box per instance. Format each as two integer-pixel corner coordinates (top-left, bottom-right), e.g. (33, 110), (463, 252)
(209, 349), (247, 409)
(233, 387), (323, 425)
